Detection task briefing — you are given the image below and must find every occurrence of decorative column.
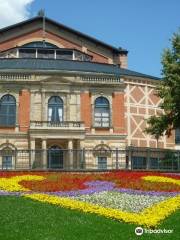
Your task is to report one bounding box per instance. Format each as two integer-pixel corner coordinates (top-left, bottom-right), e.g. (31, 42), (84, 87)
(41, 90), (46, 121)
(78, 140), (85, 169)
(42, 139), (47, 169)
(66, 95), (71, 121)
(15, 96), (19, 132)
(30, 139), (35, 168)
(68, 140), (73, 169)
(127, 146), (132, 170)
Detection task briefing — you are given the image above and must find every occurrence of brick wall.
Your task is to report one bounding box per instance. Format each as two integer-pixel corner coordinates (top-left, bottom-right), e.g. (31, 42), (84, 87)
(0, 29), (110, 64)
(112, 92), (125, 134)
(113, 54), (128, 68)
(80, 92), (91, 131)
(0, 29), (81, 51)
(18, 89), (30, 132)
(87, 50), (109, 64)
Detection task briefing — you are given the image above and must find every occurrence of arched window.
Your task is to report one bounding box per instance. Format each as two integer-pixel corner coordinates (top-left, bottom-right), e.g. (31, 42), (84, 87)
(22, 41), (58, 49)
(94, 97), (110, 127)
(93, 144), (111, 170)
(19, 41), (58, 59)
(0, 94), (16, 126)
(2, 147), (14, 169)
(48, 96), (63, 122)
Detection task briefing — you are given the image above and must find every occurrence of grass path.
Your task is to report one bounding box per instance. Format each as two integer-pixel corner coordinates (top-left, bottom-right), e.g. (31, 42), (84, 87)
(0, 196), (179, 240)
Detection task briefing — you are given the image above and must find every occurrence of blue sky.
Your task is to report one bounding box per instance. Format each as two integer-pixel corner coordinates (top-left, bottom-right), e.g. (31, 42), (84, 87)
(1, 0), (180, 77)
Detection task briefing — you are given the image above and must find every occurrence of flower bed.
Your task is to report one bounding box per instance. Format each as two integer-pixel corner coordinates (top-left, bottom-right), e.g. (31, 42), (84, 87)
(1, 171), (179, 192)
(0, 171), (179, 227)
(24, 193), (180, 227)
(72, 191), (168, 212)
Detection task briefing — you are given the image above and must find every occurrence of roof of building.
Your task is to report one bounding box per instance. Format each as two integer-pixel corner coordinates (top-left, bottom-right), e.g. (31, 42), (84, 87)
(0, 58), (160, 80)
(0, 16), (127, 54)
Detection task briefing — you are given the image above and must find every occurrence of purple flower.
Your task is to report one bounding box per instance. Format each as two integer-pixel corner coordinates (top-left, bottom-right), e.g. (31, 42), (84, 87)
(46, 180), (180, 197)
(0, 180), (179, 198)
(0, 190), (21, 196)
(47, 181), (115, 197)
(164, 173), (180, 176)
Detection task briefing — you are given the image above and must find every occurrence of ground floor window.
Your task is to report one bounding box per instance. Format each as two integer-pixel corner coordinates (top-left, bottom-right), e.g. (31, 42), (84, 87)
(132, 156), (146, 169)
(98, 156), (107, 169)
(150, 157), (159, 169)
(2, 155), (12, 169)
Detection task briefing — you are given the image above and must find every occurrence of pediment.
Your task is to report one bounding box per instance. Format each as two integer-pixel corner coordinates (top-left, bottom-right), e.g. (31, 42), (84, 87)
(38, 75), (80, 84)
(0, 17), (121, 53)
(0, 16), (122, 61)
(0, 19), (79, 52)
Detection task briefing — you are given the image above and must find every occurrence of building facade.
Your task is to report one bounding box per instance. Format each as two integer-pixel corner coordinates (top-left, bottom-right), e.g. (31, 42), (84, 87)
(0, 16), (177, 170)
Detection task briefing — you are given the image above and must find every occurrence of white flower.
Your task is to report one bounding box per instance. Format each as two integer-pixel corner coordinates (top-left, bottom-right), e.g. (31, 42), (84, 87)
(72, 191), (168, 213)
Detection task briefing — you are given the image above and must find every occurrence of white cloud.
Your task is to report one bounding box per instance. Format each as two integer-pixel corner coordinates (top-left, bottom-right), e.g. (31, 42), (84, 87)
(0, 0), (34, 28)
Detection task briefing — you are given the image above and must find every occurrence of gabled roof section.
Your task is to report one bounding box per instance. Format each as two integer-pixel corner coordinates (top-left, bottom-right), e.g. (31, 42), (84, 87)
(0, 58), (160, 80)
(0, 16), (128, 54)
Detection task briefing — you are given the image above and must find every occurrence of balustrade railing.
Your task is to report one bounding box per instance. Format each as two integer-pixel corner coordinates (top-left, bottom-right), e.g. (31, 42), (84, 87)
(30, 121), (84, 128)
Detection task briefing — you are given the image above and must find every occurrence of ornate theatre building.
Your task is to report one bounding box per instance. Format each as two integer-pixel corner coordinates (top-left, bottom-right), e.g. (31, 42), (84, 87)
(0, 16), (178, 170)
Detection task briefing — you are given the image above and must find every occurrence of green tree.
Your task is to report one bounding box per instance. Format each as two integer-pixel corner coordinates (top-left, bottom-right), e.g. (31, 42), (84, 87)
(146, 29), (180, 140)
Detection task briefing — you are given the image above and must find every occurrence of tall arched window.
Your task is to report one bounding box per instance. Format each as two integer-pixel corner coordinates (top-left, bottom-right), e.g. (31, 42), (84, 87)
(2, 147), (14, 169)
(48, 96), (63, 122)
(94, 96), (110, 127)
(0, 94), (16, 126)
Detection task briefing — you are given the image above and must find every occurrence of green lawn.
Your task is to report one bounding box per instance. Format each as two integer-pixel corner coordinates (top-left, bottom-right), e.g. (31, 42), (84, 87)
(0, 196), (179, 240)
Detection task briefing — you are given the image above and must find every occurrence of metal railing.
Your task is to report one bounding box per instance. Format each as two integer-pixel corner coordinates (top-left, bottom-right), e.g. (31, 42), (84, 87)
(30, 121), (84, 128)
(0, 149), (127, 171)
(127, 146), (180, 171)
(0, 147), (179, 171)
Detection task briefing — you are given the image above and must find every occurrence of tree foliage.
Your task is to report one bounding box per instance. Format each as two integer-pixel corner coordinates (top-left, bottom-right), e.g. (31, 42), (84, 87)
(146, 29), (180, 139)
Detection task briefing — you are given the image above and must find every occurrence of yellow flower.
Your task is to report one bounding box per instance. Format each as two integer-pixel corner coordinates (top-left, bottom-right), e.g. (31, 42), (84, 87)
(24, 193), (180, 228)
(142, 176), (180, 186)
(0, 175), (45, 192)
(1, 174), (179, 227)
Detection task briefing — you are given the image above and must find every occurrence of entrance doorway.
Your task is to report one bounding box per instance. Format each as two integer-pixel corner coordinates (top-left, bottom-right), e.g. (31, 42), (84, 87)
(48, 145), (63, 169)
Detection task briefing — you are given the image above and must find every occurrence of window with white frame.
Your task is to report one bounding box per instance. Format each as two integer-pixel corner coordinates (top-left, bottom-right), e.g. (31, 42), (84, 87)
(97, 156), (107, 169)
(94, 96), (110, 127)
(0, 94), (16, 126)
(2, 155), (13, 169)
(48, 96), (63, 122)
(1, 147), (14, 169)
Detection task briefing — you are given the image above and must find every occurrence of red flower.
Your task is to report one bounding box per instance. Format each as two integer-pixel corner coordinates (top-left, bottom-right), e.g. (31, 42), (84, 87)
(0, 171), (179, 192)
